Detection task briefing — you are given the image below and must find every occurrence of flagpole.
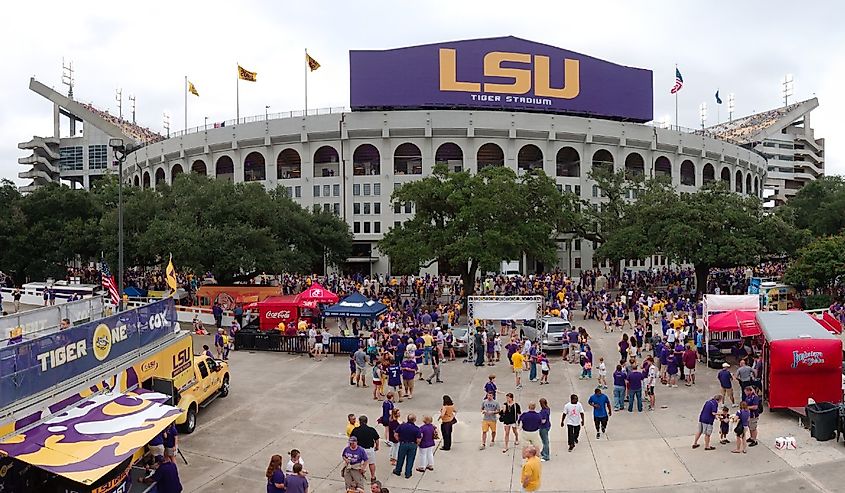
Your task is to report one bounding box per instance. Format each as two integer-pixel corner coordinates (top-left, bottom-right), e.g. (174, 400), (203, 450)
(236, 63), (240, 123)
(674, 64), (679, 131)
(184, 75), (188, 132)
(304, 48), (308, 115)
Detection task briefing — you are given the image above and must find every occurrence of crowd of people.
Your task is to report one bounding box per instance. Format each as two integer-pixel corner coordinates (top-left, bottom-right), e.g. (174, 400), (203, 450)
(79, 102), (165, 144)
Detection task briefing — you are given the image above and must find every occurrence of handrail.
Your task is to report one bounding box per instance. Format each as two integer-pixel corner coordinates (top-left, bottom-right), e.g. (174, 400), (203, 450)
(163, 106), (349, 140)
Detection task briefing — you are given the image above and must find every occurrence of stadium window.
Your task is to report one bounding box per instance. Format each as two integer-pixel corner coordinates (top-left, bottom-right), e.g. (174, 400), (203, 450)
(394, 221), (401, 229)
(312, 204), (320, 213)
(394, 203), (401, 214)
(354, 203), (361, 214)
(313, 185), (320, 197)
(88, 145), (108, 170)
(60, 146), (83, 171)
(574, 258), (581, 269)
(592, 185), (598, 198)
(323, 203), (331, 213)
(373, 183), (381, 196)
(575, 185), (581, 195)
(364, 222), (371, 234)
(294, 186), (301, 198)
(404, 203), (412, 214)
(556, 184), (563, 192)
(353, 184), (361, 196)
(333, 184), (340, 196)
(333, 203), (340, 216)
(285, 187), (293, 197)
(323, 184), (331, 197)
(374, 222), (381, 234)
(364, 183), (371, 196)
(364, 202), (371, 215)
(763, 142), (776, 147)
(574, 240), (581, 251)
(374, 202), (381, 214)
(394, 183), (401, 190)
(354, 222), (361, 233)
(565, 184), (572, 193)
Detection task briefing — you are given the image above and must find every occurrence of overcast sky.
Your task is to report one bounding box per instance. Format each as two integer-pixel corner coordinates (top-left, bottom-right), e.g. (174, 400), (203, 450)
(2, 0), (843, 184)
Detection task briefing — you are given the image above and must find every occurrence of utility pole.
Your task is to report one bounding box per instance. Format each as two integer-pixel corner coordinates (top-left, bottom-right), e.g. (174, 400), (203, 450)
(115, 88), (123, 119)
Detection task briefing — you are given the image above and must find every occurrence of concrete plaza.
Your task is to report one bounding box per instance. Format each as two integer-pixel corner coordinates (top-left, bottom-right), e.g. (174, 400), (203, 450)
(178, 316), (845, 492)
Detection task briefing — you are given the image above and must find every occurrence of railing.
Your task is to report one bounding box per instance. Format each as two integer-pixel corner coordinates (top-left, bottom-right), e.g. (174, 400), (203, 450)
(0, 296), (105, 341)
(234, 330), (362, 355)
(166, 106), (349, 139)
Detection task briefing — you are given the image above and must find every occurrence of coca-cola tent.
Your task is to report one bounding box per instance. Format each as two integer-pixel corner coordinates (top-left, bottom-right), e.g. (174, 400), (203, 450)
(254, 295), (319, 331)
(294, 283), (339, 308)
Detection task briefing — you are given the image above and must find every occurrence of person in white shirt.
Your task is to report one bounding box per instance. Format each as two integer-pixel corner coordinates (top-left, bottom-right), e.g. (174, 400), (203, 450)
(560, 394), (585, 452)
(666, 327), (677, 345)
(645, 362), (658, 411)
(560, 307), (570, 321)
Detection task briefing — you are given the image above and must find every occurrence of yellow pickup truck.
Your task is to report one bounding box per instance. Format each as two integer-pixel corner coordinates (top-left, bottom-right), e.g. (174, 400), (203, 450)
(137, 332), (231, 434)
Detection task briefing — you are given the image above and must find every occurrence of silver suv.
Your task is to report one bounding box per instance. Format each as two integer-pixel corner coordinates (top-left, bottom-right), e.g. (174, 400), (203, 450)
(520, 316), (571, 351)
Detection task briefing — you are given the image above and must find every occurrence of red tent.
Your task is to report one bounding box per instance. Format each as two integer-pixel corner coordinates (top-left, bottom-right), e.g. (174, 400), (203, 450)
(708, 310), (761, 337)
(294, 282), (339, 308)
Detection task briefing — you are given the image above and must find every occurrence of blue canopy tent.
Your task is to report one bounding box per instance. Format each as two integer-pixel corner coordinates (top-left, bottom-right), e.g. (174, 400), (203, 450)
(322, 292), (388, 320)
(124, 286), (148, 298)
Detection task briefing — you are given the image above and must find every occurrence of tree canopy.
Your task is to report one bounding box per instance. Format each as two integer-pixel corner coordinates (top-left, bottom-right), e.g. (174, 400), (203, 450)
(379, 165), (571, 296)
(779, 176), (845, 237)
(784, 234), (845, 292)
(0, 175), (352, 284)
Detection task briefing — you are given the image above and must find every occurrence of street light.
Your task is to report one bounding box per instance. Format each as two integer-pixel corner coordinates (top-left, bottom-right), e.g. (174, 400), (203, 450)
(109, 138), (142, 312)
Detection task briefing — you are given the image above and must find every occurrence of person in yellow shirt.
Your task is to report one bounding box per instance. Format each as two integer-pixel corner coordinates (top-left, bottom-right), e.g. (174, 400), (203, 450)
(521, 445), (542, 492)
(512, 350), (525, 390)
(345, 413), (358, 437)
(297, 319), (308, 333)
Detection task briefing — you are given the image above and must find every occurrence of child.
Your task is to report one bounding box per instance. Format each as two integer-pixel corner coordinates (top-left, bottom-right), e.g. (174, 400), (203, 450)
(349, 354), (357, 386)
(732, 401), (750, 454)
(286, 448), (307, 474)
(493, 333), (502, 362)
(539, 353), (550, 384)
(388, 409), (401, 464)
(597, 357), (608, 389)
(578, 352), (589, 379)
(718, 405), (731, 445)
(372, 364), (384, 400)
(484, 374), (497, 400)
(583, 358), (592, 379)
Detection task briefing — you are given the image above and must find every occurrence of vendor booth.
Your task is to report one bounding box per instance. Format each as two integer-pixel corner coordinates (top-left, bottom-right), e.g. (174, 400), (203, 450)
(322, 292), (388, 320)
(702, 295), (761, 365)
(295, 283), (340, 308)
(758, 311), (843, 410)
(251, 295), (321, 331)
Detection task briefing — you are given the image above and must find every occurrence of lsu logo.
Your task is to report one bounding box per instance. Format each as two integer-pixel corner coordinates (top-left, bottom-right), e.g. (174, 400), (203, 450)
(92, 324), (112, 361)
(439, 48), (580, 99)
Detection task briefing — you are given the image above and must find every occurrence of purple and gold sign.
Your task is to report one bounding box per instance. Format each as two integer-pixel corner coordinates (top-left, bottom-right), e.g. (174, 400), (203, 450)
(350, 36), (653, 122)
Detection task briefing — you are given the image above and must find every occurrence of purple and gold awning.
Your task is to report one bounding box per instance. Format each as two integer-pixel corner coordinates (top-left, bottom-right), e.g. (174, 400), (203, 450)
(0, 388), (180, 485)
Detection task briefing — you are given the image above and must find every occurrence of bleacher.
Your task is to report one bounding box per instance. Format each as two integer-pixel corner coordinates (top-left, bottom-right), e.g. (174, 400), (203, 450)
(699, 102), (803, 145)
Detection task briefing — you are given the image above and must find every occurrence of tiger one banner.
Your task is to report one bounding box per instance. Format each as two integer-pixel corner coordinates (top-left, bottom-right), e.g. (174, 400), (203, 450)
(0, 298), (177, 409)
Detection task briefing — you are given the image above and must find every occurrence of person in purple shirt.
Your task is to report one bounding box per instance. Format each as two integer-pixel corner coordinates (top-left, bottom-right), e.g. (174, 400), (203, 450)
(692, 394), (723, 450)
(743, 386), (762, 447)
(518, 401), (543, 447)
(732, 401), (751, 454)
(612, 365), (626, 411)
(386, 362), (402, 401)
(625, 364), (646, 412)
(717, 363), (736, 406)
(415, 415), (438, 472)
(142, 453), (182, 493)
(342, 436), (369, 490)
(484, 374), (497, 400)
(401, 357), (418, 399)
(284, 463), (308, 493)
(393, 414), (421, 479)
(538, 398), (552, 461)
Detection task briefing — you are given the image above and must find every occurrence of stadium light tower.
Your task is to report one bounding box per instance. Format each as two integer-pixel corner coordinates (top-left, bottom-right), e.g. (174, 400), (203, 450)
(699, 103), (707, 129)
(782, 74), (794, 106)
(728, 93), (735, 122)
(108, 138), (142, 312)
(163, 113), (170, 138)
(115, 89), (123, 119)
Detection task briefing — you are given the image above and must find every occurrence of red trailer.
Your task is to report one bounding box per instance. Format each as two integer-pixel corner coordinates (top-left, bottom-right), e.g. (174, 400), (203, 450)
(758, 311), (843, 410)
(253, 295), (320, 331)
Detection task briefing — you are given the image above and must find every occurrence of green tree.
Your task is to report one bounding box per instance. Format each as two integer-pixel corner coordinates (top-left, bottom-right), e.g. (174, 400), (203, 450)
(784, 234), (845, 292)
(379, 165), (570, 298)
(779, 176), (845, 237)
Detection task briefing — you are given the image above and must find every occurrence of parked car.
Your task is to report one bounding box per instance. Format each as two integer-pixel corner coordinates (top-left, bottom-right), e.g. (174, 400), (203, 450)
(519, 316), (571, 351)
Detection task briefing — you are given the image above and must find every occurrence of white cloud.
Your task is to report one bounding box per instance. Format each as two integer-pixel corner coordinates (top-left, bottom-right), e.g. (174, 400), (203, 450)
(2, 0), (842, 184)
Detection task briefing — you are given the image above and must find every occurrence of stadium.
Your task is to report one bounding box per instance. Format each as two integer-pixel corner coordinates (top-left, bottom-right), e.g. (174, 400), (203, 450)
(19, 36), (822, 276)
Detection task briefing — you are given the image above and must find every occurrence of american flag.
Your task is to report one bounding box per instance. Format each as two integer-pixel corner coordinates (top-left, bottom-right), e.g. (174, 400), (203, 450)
(670, 68), (684, 94)
(101, 261), (120, 306)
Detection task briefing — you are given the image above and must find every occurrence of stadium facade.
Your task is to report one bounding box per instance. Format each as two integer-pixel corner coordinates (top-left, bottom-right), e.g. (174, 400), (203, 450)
(19, 37), (789, 276)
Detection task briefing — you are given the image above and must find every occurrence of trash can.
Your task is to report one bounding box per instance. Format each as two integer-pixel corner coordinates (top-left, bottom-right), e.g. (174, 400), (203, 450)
(806, 402), (838, 441)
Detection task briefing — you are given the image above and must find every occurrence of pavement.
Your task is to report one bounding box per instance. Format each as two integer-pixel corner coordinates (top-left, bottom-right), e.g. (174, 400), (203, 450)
(176, 315), (845, 492)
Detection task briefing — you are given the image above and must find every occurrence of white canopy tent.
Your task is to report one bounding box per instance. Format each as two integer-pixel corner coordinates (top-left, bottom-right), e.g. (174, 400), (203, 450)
(465, 295), (544, 361)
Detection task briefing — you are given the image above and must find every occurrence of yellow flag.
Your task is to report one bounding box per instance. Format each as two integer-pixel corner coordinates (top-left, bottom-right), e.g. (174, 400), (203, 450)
(238, 65), (257, 82)
(165, 256), (177, 291)
(306, 53), (320, 72)
(187, 80), (199, 96)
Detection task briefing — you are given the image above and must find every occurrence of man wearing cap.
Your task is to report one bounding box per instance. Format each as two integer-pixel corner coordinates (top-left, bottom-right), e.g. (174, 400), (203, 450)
(718, 363), (736, 407)
(140, 452), (182, 493)
(743, 386), (762, 447)
(342, 435), (369, 490)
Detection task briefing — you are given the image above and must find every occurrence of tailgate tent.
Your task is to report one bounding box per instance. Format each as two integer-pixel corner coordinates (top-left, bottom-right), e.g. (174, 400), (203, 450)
(0, 388), (180, 486)
(322, 292), (388, 319)
(757, 311), (843, 409)
(708, 310), (761, 337)
(295, 283), (339, 308)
